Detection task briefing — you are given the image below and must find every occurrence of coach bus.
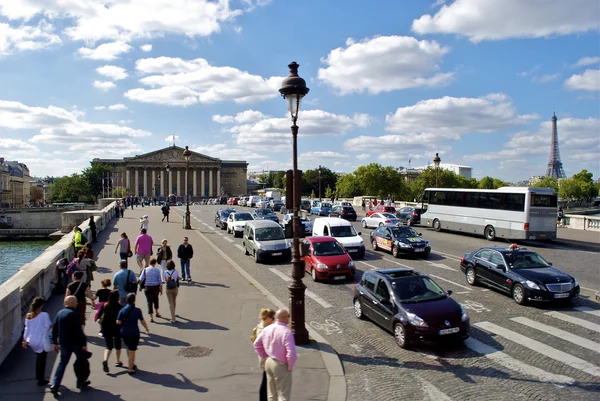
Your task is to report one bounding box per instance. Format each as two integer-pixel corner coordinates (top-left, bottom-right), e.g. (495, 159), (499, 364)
(167, 194), (177, 206)
(420, 187), (557, 241)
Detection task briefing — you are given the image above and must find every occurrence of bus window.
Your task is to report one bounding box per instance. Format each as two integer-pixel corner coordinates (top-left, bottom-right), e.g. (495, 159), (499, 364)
(531, 194), (557, 207)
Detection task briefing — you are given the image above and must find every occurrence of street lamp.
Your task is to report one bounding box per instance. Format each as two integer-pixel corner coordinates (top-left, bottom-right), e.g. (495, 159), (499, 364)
(165, 163), (171, 197)
(318, 165), (322, 201)
(433, 152), (441, 188)
(183, 146), (192, 230)
(279, 61), (310, 345)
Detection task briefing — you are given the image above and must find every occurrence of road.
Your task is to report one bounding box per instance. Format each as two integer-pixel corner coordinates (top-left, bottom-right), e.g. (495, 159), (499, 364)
(181, 205), (600, 401)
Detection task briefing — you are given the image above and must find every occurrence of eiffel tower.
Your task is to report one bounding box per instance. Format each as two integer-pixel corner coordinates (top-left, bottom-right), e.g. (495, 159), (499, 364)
(545, 112), (566, 178)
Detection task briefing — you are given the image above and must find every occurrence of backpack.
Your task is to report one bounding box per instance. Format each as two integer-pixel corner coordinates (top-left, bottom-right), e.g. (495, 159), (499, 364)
(165, 271), (177, 289)
(66, 259), (79, 277)
(80, 233), (88, 244)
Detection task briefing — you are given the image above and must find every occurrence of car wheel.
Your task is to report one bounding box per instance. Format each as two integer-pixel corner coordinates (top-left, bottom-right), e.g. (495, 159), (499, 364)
(361, 220), (367, 228)
(406, 218), (411, 226)
(512, 283), (527, 305)
(311, 268), (318, 282)
(244, 244), (249, 255)
(254, 251), (260, 263)
(372, 238), (378, 250)
(392, 245), (400, 258)
(485, 225), (496, 241)
(465, 267), (478, 286)
(394, 323), (408, 348)
(353, 298), (365, 320)
(379, 222), (384, 227)
(433, 219), (441, 232)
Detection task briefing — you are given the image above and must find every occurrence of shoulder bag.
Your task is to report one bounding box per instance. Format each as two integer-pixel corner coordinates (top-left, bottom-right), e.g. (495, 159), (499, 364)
(124, 270), (138, 293)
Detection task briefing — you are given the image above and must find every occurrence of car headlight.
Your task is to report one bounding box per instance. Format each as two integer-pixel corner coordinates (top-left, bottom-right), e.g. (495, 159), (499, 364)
(424, 241), (430, 246)
(460, 305), (469, 322)
(285, 241), (292, 249)
(573, 278), (579, 288)
(257, 244), (265, 250)
(358, 239), (364, 246)
(407, 312), (428, 327)
(348, 260), (355, 267)
(525, 280), (540, 290)
(317, 263), (328, 270)
(399, 242), (412, 248)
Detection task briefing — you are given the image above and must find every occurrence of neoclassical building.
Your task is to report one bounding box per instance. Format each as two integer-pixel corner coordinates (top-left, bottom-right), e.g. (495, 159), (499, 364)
(92, 146), (248, 200)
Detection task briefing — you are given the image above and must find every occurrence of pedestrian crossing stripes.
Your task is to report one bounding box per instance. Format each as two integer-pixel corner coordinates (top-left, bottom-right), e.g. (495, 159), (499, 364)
(544, 311), (600, 332)
(235, 244), (244, 251)
(475, 321), (600, 377)
(574, 306), (600, 318)
(510, 317), (599, 353)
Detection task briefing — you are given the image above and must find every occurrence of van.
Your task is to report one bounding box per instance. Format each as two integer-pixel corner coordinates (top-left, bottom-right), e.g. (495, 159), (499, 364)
(248, 195), (261, 208)
(243, 220), (292, 263)
(312, 217), (365, 258)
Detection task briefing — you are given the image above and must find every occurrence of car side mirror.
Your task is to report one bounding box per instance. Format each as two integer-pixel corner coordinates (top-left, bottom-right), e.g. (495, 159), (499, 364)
(446, 290), (453, 296)
(497, 264), (506, 271)
(357, 232), (362, 236)
(548, 262), (553, 266)
(418, 233), (422, 236)
(300, 241), (310, 257)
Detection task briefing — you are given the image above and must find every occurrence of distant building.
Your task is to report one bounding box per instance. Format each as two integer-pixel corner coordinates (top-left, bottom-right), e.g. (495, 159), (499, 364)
(529, 176), (545, 185)
(545, 112), (566, 179)
(0, 159), (31, 207)
(396, 166), (422, 183)
(0, 158), (9, 208)
(414, 163), (473, 179)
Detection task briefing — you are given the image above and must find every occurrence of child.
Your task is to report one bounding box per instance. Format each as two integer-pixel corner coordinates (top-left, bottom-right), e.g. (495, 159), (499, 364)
(94, 279), (112, 335)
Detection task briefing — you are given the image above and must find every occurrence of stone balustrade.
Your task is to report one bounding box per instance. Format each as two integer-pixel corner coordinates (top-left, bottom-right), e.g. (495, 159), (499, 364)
(563, 214), (600, 231)
(0, 202), (117, 366)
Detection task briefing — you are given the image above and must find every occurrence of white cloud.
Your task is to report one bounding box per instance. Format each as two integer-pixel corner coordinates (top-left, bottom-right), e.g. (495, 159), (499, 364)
(108, 104), (128, 111)
(96, 65), (128, 80)
(412, 0), (599, 42)
(318, 36), (453, 95)
(573, 56), (600, 68)
(213, 110), (267, 124)
(564, 69), (600, 91)
(139, 44), (152, 52)
(93, 80), (117, 91)
(94, 106), (105, 110)
(164, 135), (180, 144)
(118, 119), (133, 124)
(356, 153), (371, 161)
(532, 73), (561, 84)
(194, 144), (267, 161)
(0, 0), (268, 42)
(299, 151), (350, 163)
(0, 138), (38, 151)
(78, 41), (132, 61)
(0, 21), (61, 56)
(125, 57), (283, 106)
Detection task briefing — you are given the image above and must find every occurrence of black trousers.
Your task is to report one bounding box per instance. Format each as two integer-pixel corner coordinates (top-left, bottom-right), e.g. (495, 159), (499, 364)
(144, 286), (160, 314)
(259, 370), (267, 401)
(36, 351), (47, 382)
(91, 230), (97, 242)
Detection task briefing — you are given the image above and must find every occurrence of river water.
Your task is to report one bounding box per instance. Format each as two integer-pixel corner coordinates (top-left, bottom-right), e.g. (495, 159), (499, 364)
(0, 240), (54, 285)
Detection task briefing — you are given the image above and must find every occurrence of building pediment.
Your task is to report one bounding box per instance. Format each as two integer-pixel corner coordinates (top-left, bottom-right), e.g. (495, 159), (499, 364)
(124, 146), (220, 164)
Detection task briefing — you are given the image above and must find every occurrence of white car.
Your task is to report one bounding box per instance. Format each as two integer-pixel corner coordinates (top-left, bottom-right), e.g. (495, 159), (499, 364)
(361, 212), (401, 228)
(226, 212), (255, 237)
(281, 213), (312, 235)
(256, 199), (269, 208)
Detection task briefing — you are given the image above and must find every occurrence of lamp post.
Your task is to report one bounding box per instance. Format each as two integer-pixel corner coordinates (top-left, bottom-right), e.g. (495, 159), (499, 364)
(279, 61), (310, 345)
(165, 163), (170, 196)
(183, 146), (192, 230)
(433, 152), (441, 188)
(318, 165), (322, 201)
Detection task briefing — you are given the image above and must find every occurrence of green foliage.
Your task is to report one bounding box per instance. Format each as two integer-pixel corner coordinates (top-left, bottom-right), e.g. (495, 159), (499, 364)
(324, 185), (333, 199)
(302, 167), (337, 197)
(406, 167), (477, 201)
(353, 163), (405, 200)
(310, 189), (316, 199)
(82, 163), (112, 199)
(571, 169), (598, 200)
(532, 176), (558, 192)
(558, 178), (582, 204)
(51, 174), (89, 202)
(335, 174), (363, 198)
(478, 176), (508, 189)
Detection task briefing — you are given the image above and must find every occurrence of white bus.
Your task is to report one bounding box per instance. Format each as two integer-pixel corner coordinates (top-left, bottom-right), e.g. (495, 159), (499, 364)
(420, 187), (557, 241)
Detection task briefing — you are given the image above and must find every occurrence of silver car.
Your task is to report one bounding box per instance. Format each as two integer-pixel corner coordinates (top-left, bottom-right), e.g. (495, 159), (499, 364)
(361, 212), (401, 228)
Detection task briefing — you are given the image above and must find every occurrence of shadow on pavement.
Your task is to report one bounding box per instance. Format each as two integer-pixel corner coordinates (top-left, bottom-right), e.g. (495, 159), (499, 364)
(53, 386), (126, 400)
(140, 333), (191, 347)
(133, 371), (208, 393)
(172, 319), (229, 331)
(185, 281), (230, 288)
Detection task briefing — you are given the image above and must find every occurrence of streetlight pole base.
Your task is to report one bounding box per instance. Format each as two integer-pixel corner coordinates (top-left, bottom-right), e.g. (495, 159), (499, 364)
(288, 279), (309, 345)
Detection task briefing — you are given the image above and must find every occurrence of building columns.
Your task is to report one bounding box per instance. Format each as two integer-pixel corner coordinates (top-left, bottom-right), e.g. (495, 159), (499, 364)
(201, 170), (205, 196)
(143, 169), (148, 197)
(193, 169), (197, 197)
(135, 169), (139, 197)
(126, 169), (131, 194)
(160, 170), (165, 197)
(209, 169), (213, 196)
(177, 169), (181, 197)
(168, 170), (173, 195)
(151, 170), (156, 198)
(216, 168), (221, 196)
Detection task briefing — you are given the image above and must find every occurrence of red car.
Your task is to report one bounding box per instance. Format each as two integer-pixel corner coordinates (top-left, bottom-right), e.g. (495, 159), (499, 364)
(366, 205), (396, 217)
(302, 236), (356, 282)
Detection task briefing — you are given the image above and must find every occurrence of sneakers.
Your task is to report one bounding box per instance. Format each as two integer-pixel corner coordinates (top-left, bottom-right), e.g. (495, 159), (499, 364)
(50, 386), (59, 396)
(187, 278), (192, 282)
(102, 360), (109, 373)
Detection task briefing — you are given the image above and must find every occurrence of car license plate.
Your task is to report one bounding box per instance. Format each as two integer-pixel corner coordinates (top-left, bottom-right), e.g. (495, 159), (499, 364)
(347, 249), (357, 253)
(439, 327), (460, 335)
(333, 276), (346, 280)
(554, 293), (569, 298)
(414, 248), (424, 252)
(272, 252), (282, 256)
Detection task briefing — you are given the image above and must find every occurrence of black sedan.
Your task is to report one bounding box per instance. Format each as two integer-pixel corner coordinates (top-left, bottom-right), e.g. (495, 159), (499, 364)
(460, 244), (580, 305)
(252, 208), (279, 223)
(396, 206), (425, 226)
(353, 268), (469, 348)
(215, 208), (235, 230)
(370, 225), (431, 258)
(328, 205), (357, 221)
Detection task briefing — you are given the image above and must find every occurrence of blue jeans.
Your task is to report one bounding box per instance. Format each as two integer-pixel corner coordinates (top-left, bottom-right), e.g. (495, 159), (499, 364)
(52, 345), (84, 388)
(180, 258), (191, 279)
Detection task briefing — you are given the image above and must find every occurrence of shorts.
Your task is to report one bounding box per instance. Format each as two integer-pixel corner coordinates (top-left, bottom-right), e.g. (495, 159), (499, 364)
(122, 335), (140, 351)
(104, 334), (122, 351)
(136, 254), (150, 266)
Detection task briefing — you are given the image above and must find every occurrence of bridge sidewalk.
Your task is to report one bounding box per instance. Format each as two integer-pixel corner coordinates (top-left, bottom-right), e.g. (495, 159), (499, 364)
(0, 205), (335, 401)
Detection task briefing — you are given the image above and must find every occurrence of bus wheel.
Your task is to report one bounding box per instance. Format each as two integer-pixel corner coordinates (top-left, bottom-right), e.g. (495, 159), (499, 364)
(484, 225), (496, 241)
(433, 219), (441, 232)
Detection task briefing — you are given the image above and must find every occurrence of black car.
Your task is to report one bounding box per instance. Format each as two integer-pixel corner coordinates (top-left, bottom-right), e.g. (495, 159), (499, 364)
(269, 200), (284, 212)
(215, 208), (236, 230)
(460, 244), (580, 305)
(370, 225), (431, 258)
(396, 206), (425, 226)
(353, 268), (469, 348)
(252, 208), (279, 223)
(328, 205), (357, 221)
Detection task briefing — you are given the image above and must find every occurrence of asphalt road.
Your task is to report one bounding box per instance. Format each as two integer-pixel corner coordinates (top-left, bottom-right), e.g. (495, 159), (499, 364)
(183, 205), (600, 401)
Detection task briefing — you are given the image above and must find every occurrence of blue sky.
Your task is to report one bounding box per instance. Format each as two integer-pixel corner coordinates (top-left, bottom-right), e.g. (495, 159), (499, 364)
(0, 0), (598, 182)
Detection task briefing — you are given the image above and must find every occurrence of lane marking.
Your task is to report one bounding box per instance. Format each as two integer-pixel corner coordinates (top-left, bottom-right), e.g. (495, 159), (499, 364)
(464, 338), (574, 387)
(357, 260), (379, 270)
(423, 260), (457, 271)
(574, 306), (600, 318)
(581, 286), (598, 292)
(544, 311), (600, 332)
(510, 316), (599, 353)
(267, 268), (333, 309)
(456, 291), (470, 295)
(223, 237), (234, 243)
(415, 376), (452, 401)
(427, 273), (472, 292)
(475, 321), (600, 377)
(235, 244), (244, 252)
(431, 250), (463, 261)
(269, 268), (291, 281)
(208, 226), (216, 230)
(480, 289), (489, 292)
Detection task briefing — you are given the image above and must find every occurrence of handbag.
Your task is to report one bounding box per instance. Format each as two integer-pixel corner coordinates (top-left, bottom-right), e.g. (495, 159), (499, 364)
(139, 268), (146, 291)
(124, 270), (138, 293)
(126, 240), (133, 258)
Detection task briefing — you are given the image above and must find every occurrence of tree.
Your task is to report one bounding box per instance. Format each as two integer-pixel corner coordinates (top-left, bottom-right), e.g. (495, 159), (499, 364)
(571, 169), (598, 201)
(353, 163), (405, 200)
(478, 176), (508, 189)
(558, 178), (582, 205)
(82, 163), (112, 199)
(532, 176), (558, 192)
(335, 174), (363, 198)
(51, 174), (89, 202)
(406, 167), (477, 201)
(302, 167), (337, 197)
(324, 185), (333, 199)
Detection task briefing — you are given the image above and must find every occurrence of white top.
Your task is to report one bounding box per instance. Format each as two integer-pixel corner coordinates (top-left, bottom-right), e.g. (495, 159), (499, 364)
(23, 312), (52, 353)
(163, 269), (179, 282)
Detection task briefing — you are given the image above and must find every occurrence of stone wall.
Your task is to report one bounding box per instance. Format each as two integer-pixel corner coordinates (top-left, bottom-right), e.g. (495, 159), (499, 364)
(0, 202), (116, 366)
(0, 208), (64, 230)
(564, 214), (600, 231)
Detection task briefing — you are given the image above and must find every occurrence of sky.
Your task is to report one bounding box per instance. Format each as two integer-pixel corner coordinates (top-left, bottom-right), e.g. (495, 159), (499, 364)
(0, 0), (599, 182)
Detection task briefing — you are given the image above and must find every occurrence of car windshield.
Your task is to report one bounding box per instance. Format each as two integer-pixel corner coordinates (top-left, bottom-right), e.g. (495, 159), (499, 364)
(342, 207), (354, 211)
(381, 213), (396, 219)
(504, 252), (551, 269)
(235, 213), (253, 221)
(313, 241), (346, 256)
(390, 226), (418, 239)
(392, 277), (446, 303)
(255, 209), (274, 216)
(330, 225), (358, 237)
(255, 227), (285, 241)
(320, 203), (332, 208)
(220, 211), (233, 218)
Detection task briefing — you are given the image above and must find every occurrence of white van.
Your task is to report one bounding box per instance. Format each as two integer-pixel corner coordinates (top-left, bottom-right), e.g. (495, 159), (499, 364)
(312, 217), (365, 258)
(248, 196), (261, 208)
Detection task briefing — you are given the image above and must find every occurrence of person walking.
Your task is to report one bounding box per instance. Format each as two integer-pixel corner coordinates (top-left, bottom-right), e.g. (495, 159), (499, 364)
(97, 290), (123, 373)
(50, 295), (90, 395)
(163, 260), (180, 323)
(139, 258), (162, 322)
(251, 308), (276, 401)
(89, 216), (97, 243)
(66, 271), (97, 330)
(22, 297), (52, 387)
(557, 207), (564, 226)
(135, 228), (154, 272)
(139, 215), (149, 232)
(253, 309), (297, 401)
(361, 199), (365, 212)
(112, 260), (138, 305)
(115, 232), (131, 268)
(161, 203), (170, 222)
(116, 293), (150, 375)
(94, 279), (112, 333)
(177, 237), (194, 282)
(156, 239), (173, 282)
